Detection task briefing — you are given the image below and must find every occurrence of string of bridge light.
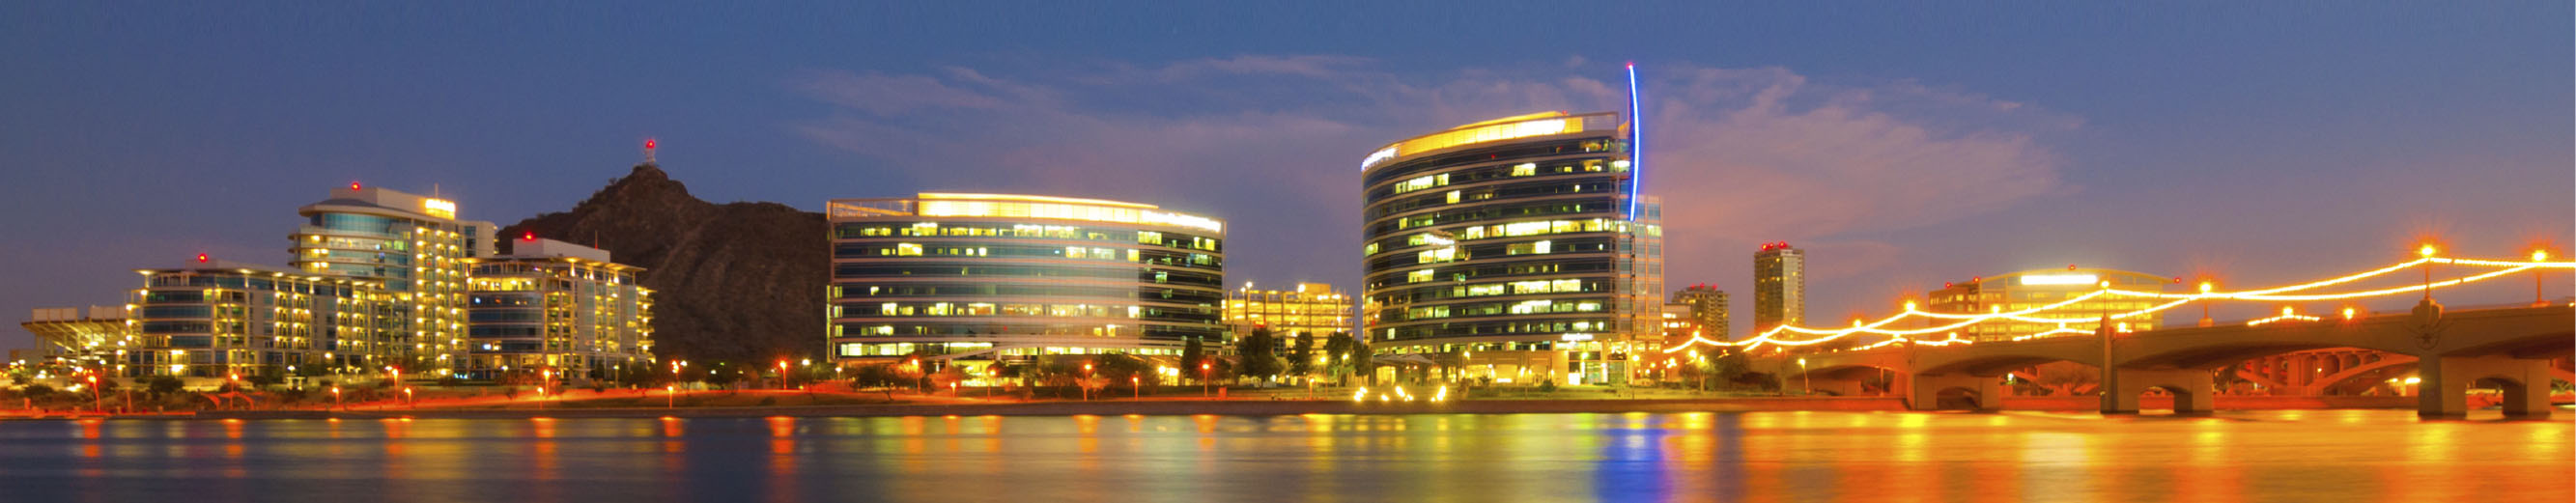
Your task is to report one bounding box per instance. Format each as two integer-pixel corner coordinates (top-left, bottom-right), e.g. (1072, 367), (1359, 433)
(1662, 249), (2571, 353)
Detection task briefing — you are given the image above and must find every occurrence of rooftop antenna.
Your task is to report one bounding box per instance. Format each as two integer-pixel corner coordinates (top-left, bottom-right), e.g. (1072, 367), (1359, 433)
(643, 138), (658, 165)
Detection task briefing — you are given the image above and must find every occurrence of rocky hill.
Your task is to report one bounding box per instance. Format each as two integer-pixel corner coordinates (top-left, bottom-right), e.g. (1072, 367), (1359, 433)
(498, 163), (827, 364)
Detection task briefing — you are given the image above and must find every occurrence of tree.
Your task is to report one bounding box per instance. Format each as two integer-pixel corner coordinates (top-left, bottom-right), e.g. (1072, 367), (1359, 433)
(2032, 361), (2099, 396)
(1237, 326), (1284, 382)
(1321, 331), (1358, 385)
(1180, 336), (1207, 384)
(22, 383), (55, 400)
(1287, 332), (1316, 381)
(147, 376), (185, 396)
(703, 365), (742, 389)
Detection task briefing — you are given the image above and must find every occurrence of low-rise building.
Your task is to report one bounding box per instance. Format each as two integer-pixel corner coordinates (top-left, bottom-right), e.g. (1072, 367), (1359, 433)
(462, 238), (654, 380)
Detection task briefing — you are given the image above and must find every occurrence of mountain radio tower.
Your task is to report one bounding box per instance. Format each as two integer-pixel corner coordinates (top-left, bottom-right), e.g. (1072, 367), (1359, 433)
(643, 138), (658, 165)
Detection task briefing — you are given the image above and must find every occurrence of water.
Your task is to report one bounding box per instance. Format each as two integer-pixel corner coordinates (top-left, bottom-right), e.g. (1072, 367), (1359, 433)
(0, 409), (2566, 502)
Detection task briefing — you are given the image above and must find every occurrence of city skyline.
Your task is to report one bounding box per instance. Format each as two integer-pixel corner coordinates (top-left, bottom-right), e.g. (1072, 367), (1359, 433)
(4, 3), (2569, 352)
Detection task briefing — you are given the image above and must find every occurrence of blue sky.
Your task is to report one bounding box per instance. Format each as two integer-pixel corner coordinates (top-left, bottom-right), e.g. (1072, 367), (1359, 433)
(2, 3), (2568, 349)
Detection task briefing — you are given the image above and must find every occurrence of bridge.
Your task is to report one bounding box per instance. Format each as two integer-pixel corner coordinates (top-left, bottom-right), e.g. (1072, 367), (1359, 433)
(1672, 249), (2574, 419)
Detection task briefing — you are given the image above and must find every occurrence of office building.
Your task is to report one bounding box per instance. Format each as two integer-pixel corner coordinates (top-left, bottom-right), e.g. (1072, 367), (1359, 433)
(1359, 110), (1663, 385)
(1670, 284), (1729, 340)
(1926, 267), (2175, 342)
(461, 237), (655, 379)
(1225, 282), (1353, 351)
(124, 257), (389, 378)
(19, 305), (133, 371)
(825, 193), (1227, 367)
(1753, 241), (1804, 333)
(292, 183), (496, 374)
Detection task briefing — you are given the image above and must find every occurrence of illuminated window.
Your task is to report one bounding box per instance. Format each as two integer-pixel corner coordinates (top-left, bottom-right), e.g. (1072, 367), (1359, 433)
(1512, 163), (1537, 177)
(893, 243), (922, 256)
(1506, 240), (1552, 255)
(1445, 190), (1460, 204)
(1407, 269), (1435, 284)
(1418, 246), (1457, 264)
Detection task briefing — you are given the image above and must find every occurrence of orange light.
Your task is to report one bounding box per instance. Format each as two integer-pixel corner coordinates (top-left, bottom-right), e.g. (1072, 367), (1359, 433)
(2419, 244), (2438, 257)
(2536, 250), (2552, 262)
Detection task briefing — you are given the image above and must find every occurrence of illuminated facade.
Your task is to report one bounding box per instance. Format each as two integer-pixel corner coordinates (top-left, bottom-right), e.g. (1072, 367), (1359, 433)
(1926, 267), (2175, 342)
(825, 193), (1227, 365)
(121, 259), (389, 378)
(1224, 282), (1353, 345)
(1670, 284), (1729, 341)
(1359, 111), (1663, 385)
(292, 184), (496, 374)
(461, 238), (654, 379)
(1752, 242), (1804, 333)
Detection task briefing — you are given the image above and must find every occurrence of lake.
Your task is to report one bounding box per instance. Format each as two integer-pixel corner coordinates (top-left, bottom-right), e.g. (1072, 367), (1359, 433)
(0, 409), (2566, 502)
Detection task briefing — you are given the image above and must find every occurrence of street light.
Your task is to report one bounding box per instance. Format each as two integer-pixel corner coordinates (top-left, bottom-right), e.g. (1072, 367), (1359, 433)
(1796, 358), (1810, 396)
(1082, 363), (1094, 402)
(86, 375), (100, 414)
(2535, 249), (2553, 307)
(1131, 376), (1141, 400)
(1201, 362), (1212, 397)
(777, 360), (790, 389)
(330, 386), (342, 410)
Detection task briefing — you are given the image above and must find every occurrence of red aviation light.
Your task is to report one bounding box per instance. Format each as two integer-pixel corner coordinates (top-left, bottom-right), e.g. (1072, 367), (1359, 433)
(196, 253), (210, 264)
(350, 182), (362, 190)
(523, 231), (537, 241)
(644, 139), (656, 150)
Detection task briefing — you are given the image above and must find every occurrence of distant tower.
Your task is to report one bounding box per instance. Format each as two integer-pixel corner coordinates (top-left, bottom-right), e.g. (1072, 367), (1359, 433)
(643, 138), (658, 165)
(1671, 285), (1729, 340)
(1753, 242), (1805, 333)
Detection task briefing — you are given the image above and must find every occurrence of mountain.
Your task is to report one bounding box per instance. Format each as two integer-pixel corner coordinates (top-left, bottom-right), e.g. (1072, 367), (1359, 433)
(498, 163), (827, 364)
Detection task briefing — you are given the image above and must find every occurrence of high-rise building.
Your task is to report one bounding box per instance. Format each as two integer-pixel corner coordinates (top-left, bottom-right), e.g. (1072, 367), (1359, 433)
(1359, 111), (1662, 386)
(292, 183), (495, 374)
(1670, 284), (1729, 340)
(461, 237), (655, 380)
(824, 193), (1227, 369)
(1224, 282), (1353, 350)
(1752, 241), (1805, 333)
(1926, 267), (2174, 342)
(123, 257), (389, 378)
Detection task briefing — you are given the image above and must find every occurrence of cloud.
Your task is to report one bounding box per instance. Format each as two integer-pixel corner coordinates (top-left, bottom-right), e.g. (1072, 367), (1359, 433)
(784, 57), (2079, 284)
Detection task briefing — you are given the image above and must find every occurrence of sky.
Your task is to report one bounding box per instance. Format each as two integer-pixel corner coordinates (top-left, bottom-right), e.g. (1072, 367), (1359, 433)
(2, 3), (2569, 351)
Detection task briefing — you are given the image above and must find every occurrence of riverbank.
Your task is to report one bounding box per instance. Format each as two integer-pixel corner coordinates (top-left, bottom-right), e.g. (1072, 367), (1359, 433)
(15, 394), (2404, 420)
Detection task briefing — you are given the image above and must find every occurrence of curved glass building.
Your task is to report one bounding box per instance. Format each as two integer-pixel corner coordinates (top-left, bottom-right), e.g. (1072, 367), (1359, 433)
(291, 184), (496, 374)
(826, 193), (1226, 366)
(1360, 111), (1662, 385)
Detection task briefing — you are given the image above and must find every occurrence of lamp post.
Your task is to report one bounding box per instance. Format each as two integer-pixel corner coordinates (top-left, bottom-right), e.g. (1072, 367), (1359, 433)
(1082, 363), (1093, 402)
(330, 386), (341, 410)
(1201, 362), (1212, 398)
(1796, 358), (1809, 396)
(2535, 249), (2553, 307)
(86, 375), (100, 414)
(2198, 281), (2216, 327)
(666, 384), (676, 408)
(404, 387), (414, 410)
(1131, 376), (1141, 400)
(777, 360), (790, 389)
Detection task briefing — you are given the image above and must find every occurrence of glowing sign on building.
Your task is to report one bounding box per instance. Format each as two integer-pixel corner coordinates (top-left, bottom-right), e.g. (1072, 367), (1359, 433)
(422, 198), (458, 219)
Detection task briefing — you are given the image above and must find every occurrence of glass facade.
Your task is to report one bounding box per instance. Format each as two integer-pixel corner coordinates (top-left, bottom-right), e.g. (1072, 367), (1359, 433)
(1925, 268), (2174, 342)
(120, 265), (389, 378)
(826, 194), (1226, 364)
(290, 186), (497, 375)
(1360, 111), (1661, 385)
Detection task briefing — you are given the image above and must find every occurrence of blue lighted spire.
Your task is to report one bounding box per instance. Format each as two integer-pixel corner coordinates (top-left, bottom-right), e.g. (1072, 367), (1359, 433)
(1625, 62), (1644, 221)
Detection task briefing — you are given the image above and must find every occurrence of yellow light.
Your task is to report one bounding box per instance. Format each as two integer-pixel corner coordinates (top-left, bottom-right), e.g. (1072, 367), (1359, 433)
(1366, 112), (1595, 170)
(2419, 244), (2437, 257)
(2535, 250), (2551, 262)
(1669, 252), (2574, 351)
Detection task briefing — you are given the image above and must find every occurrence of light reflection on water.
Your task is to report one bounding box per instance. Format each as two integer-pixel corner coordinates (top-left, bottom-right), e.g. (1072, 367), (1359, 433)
(0, 410), (2566, 502)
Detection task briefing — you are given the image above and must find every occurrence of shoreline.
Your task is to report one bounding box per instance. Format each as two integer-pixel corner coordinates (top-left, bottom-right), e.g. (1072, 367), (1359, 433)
(1, 395), (2439, 421)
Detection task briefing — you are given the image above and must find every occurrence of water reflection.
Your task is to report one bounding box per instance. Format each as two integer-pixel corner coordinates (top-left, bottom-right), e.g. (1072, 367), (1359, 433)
(0, 410), (2564, 502)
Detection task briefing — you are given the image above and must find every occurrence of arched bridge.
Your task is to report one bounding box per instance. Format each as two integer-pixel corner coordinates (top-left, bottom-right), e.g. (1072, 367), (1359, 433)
(1764, 303), (2571, 418)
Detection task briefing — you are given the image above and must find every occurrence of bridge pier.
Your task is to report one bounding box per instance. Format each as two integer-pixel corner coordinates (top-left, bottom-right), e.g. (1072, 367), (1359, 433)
(2417, 355), (2555, 419)
(2103, 368), (2215, 415)
(1911, 374), (2002, 411)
